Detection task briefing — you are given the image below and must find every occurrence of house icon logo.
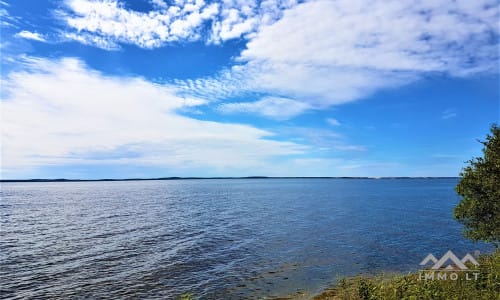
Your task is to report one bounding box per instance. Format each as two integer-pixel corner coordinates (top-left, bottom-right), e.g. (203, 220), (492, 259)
(419, 250), (479, 271)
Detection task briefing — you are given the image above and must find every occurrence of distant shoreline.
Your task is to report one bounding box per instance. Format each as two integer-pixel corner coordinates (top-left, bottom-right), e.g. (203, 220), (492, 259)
(0, 176), (459, 183)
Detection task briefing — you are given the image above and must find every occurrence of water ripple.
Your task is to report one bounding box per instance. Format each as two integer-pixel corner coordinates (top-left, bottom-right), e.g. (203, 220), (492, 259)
(0, 179), (492, 299)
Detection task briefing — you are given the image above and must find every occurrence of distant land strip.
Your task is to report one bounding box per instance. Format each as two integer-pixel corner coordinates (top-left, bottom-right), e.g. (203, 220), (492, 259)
(1, 177), (459, 182)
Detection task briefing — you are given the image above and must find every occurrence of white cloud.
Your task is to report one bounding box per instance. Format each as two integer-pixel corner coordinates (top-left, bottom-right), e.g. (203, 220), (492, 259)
(62, 32), (120, 50)
(275, 158), (405, 177)
(326, 118), (340, 126)
(58, 0), (217, 48)
(218, 96), (311, 120)
(209, 0), (297, 43)
(240, 0), (498, 74)
(15, 30), (46, 42)
(441, 108), (458, 120)
(150, 0), (168, 10)
(58, 0), (298, 48)
(333, 145), (366, 151)
(55, 0), (498, 120)
(179, 0), (498, 115)
(271, 125), (367, 154)
(58, 0), (499, 74)
(0, 57), (308, 177)
(0, 4), (17, 28)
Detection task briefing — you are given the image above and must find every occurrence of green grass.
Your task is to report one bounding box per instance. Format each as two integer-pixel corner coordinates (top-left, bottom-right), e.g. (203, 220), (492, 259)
(314, 250), (500, 300)
(179, 292), (193, 300)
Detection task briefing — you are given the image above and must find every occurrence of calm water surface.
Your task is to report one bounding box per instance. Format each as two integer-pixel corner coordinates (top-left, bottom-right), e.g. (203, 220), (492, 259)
(0, 179), (492, 299)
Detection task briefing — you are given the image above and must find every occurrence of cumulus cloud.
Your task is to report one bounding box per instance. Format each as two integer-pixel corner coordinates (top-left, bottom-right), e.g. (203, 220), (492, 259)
(0, 57), (307, 177)
(59, 0), (297, 48)
(209, 0), (297, 43)
(177, 0), (498, 118)
(15, 30), (46, 42)
(218, 96), (311, 120)
(54, 0), (498, 121)
(150, 0), (168, 10)
(58, 0), (218, 48)
(240, 0), (498, 75)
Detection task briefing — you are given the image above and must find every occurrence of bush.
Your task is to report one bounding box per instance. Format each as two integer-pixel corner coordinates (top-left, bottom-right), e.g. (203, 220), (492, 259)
(314, 251), (500, 300)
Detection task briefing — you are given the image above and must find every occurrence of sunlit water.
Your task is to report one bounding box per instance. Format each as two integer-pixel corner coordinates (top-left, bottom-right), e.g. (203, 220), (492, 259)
(0, 179), (492, 299)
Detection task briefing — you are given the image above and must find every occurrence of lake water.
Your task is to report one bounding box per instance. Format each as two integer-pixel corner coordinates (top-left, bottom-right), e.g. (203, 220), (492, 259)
(0, 179), (492, 299)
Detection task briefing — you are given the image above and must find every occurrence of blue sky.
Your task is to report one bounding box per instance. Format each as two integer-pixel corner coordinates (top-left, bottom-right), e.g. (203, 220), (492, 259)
(1, 0), (499, 179)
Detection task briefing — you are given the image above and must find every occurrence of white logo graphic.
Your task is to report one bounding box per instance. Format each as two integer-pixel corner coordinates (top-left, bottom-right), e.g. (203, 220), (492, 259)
(420, 250), (479, 271)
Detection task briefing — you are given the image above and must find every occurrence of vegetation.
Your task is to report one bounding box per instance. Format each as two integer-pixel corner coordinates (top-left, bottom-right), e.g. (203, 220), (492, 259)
(179, 293), (193, 300)
(314, 125), (500, 299)
(313, 251), (500, 300)
(454, 124), (500, 247)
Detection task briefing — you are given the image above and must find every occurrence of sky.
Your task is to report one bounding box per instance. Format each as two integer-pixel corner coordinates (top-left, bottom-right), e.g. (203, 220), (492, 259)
(0, 0), (499, 179)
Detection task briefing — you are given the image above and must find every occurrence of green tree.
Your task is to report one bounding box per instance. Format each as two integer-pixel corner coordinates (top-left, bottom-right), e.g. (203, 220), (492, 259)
(454, 124), (500, 247)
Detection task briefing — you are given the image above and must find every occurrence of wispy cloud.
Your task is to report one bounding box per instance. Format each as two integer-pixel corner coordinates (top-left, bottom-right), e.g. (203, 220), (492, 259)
(326, 118), (341, 126)
(2, 0), (497, 178)
(272, 126), (366, 154)
(176, 0), (498, 116)
(14, 0), (495, 120)
(62, 32), (120, 50)
(0, 3), (17, 28)
(441, 108), (458, 120)
(218, 97), (311, 120)
(1, 57), (307, 177)
(15, 30), (46, 42)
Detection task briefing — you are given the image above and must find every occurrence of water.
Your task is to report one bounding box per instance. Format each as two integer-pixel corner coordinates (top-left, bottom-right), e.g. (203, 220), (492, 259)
(0, 179), (493, 299)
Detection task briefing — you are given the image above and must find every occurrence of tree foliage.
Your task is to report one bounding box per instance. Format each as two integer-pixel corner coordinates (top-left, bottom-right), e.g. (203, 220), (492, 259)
(454, 124), (500, 247)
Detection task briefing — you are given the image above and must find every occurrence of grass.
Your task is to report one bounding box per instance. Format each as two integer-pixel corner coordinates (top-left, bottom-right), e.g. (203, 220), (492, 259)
(179, 293), (193, 300)
(178, 251), (499, 299)
(313, 250), (500, 300)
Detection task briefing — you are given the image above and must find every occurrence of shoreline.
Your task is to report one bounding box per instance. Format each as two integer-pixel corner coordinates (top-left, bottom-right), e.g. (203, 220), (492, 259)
(310, 250), (499, 300)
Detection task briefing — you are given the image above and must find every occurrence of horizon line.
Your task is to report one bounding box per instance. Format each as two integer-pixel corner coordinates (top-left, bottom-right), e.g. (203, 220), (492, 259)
(0, 176), (460, 183)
